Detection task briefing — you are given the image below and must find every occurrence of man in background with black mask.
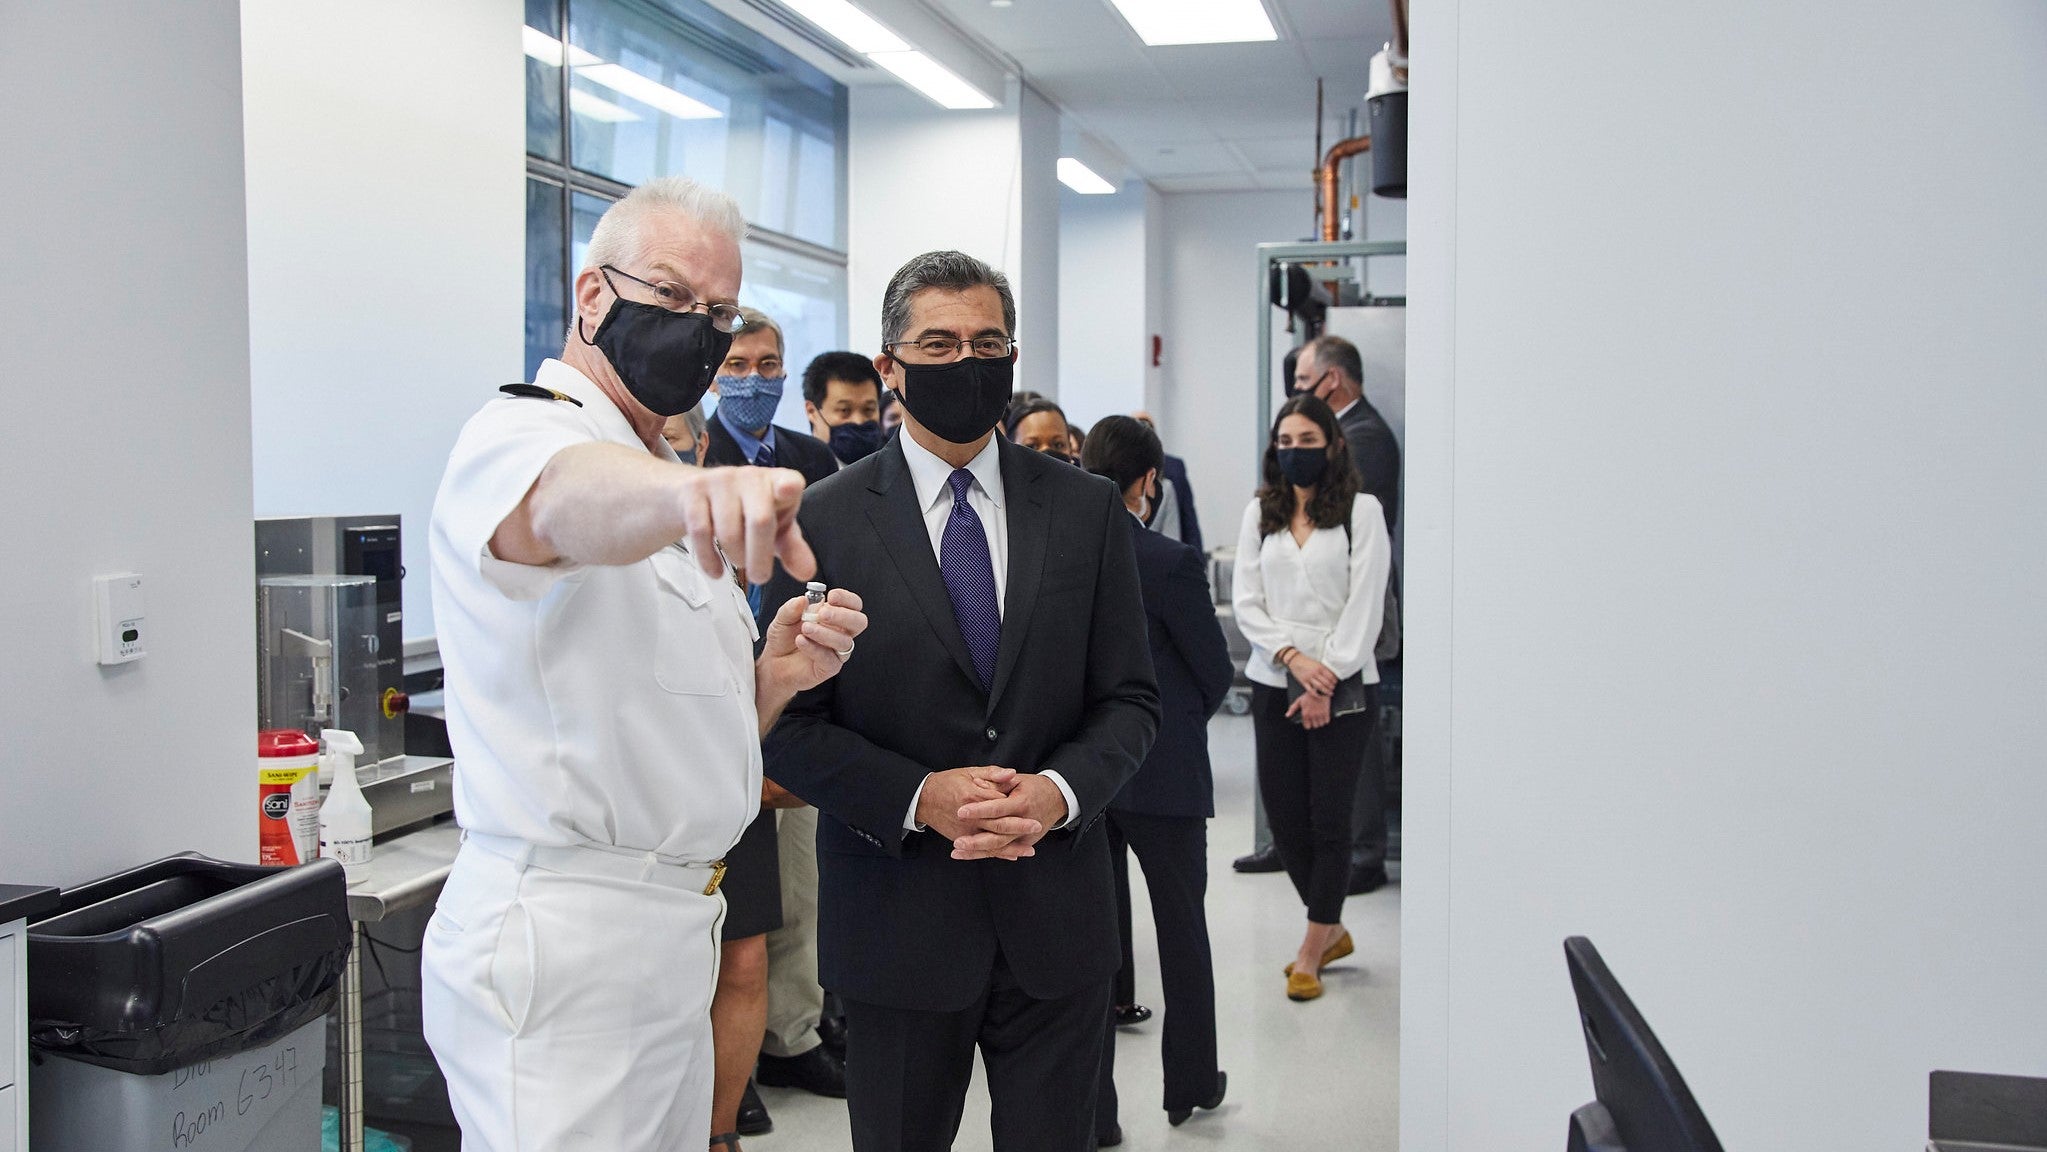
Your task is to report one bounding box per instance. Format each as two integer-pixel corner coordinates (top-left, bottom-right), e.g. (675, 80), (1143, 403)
(765, 249), (1161, 1152)
(801, 350), (887, 465)
(422, 176), (867, 1152)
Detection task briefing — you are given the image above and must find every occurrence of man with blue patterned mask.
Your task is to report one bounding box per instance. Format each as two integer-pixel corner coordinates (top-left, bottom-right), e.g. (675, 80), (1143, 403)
(709, 307), (789, 453)
(702, 306), (841, 618)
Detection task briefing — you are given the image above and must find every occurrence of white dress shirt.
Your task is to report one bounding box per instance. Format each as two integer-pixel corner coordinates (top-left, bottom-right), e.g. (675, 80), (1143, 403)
(429, 359), (762, 861)
(1231, 494), (1391, 690)
(897, 431), (1078, 831)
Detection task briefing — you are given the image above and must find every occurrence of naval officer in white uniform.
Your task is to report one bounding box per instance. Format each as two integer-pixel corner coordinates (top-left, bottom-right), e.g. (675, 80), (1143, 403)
(422, 175), (867, 1152)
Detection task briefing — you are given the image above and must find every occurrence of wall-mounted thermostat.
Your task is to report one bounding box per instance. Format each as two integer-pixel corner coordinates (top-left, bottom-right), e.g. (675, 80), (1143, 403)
(93, 573), (147, 664)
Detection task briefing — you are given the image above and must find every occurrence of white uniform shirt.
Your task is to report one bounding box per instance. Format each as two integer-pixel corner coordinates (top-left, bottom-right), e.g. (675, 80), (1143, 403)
(1231, 495), (1391, 690)
(896, 431), (1078, 829)
(429, 359), (762, 861)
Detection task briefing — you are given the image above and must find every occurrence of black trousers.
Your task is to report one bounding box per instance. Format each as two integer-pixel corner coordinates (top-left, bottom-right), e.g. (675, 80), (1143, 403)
(841, 958), (1111, 1152)
(1097, 810), (1221, 1126)
(1251, 683), (1376, 923)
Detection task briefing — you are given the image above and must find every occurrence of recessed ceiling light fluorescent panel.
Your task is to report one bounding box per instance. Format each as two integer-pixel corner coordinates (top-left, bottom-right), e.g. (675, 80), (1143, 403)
(780, 0), (910, 53)
(1105, 0), (1277, 45)
(1057, 157), (1117, 194)
(868, 50), (996, 110)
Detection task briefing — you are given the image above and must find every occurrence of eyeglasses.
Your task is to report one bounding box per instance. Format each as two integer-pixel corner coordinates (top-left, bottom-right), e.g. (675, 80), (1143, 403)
(883, 335), (1018, 362)
(601, 265), (746, 334)
(721, 353), (784, 378)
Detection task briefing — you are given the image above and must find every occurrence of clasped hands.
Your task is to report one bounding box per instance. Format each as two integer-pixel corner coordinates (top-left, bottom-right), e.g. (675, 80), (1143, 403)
(1281, 648), (1339, 730)
(916, 766), (1068, 862)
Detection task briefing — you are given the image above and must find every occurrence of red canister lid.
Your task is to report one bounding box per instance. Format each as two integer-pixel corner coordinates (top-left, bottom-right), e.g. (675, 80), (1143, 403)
(258, 728), (319, 758)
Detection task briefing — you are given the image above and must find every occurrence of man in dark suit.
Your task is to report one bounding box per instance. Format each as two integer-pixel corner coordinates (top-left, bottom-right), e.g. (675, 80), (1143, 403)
(701, 306), (840, 629)
(763, 250), (1160, 1152)
(1300, 334), (1399, 533)
(1299, 334), (1397, 893)
(1081, 417), (1233, 1145)
(1131, 410), (1204, 553)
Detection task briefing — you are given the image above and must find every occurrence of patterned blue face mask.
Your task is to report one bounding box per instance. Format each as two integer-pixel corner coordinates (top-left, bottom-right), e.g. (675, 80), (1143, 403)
(714, 373), (785, 433)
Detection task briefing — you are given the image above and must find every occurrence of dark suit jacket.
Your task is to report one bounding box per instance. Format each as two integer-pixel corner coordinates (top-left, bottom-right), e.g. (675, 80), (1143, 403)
(763, 437), (1161, 1012)
(702, 416), (839, 627)
(1112, 524), (1233, 819)
(1339, 397), (1401, 532)
(1159, 453), (1203, 553)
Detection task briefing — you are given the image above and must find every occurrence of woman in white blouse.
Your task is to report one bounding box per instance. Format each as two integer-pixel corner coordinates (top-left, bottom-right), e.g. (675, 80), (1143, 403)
(1231, 394), (1392, 1002)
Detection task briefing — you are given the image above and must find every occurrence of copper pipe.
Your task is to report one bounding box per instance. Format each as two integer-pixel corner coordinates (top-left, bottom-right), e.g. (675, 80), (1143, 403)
(1317, 135), (1371, 241)
(1312, 79), (1325, 238)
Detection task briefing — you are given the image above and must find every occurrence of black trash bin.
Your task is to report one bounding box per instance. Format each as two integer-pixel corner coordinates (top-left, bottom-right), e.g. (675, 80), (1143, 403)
(27, 853), (351, 1152)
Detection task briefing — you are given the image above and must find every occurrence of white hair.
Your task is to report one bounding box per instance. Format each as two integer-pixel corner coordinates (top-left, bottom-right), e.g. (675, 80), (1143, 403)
(582, 175), (747, 273)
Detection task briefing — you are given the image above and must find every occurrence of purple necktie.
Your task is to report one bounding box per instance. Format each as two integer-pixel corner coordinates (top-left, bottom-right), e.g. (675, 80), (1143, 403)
(941, 468), (1001, 689)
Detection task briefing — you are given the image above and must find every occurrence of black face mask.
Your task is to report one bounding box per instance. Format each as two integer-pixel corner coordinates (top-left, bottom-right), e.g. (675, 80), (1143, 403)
(582, 299), (732, 418)
(1276, 446), (1328, 488)
(1285, 368), (1330, 399)
(891, 354), (1014, 444)
(828, 419), (885, 463)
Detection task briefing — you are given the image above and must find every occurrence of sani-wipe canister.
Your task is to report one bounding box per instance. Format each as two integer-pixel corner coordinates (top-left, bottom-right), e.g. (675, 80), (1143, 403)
(257, 728), (322, 866)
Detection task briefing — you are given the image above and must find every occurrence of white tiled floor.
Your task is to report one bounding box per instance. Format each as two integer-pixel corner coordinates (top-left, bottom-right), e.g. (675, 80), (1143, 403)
(754, 712), (1402, 1150)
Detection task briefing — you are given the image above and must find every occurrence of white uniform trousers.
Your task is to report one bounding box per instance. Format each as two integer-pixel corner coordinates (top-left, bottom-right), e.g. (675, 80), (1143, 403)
(422, 833), (726, 1151)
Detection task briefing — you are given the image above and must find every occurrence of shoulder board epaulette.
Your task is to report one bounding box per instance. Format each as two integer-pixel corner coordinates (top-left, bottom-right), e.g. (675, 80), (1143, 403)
(500, 382), (582, 406)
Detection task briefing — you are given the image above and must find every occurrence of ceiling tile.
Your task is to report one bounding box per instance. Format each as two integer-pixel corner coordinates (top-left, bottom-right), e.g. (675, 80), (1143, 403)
(907, 0), (1396, 198)
(1129, 141), (1248, 176)
(927, 0), (1140, 55)
(1270, 0), (1396, 44)
(1151, 173), (1272, 193)
(1226, 135), (1322, 169)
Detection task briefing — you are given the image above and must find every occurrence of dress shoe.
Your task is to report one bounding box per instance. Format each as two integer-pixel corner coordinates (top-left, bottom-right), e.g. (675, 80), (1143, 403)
(816, 1012), (848, 1057)
(1112, 1003), (1153, 1028)
(1096, 1122), (1124, 1147)
(1286, 968), (1324, 1001)
(1167, 1070), (1228, 1126)
(737, 1079), (772, 1136)
(1232, 846), (1283, 873)
(1348, 864), (1389, 894)
(1283, 928), (1354, 976)
(756, 1043), (847, 1098)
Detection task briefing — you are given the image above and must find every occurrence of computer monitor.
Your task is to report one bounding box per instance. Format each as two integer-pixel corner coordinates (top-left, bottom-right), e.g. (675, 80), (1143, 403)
(1565, 936), (1726, 1152)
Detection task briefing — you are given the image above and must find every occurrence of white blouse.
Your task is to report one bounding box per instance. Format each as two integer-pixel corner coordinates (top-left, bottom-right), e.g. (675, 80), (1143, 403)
(1231, 495), (1392, 690)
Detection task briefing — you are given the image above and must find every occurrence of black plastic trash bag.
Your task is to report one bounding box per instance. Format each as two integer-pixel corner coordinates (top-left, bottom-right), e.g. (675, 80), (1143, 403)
(28, 853), (352, 1076)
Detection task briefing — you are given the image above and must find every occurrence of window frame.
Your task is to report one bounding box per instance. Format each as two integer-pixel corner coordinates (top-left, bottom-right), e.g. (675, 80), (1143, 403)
(527, 0), (849, 367)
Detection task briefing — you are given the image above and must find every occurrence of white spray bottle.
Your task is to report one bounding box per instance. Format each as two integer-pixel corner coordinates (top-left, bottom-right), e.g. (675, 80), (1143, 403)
(317, 728), (374, 880)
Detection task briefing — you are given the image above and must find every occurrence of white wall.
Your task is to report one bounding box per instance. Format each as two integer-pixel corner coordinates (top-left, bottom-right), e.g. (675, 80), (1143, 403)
(1056, 185), (1149, 427)
(847, 81), (1061, 395)
(1402, 4), (2047, 1152)
(242, 0), (525, 643)
(1155, 189), (1310, 537)
(1141, 183), (1167, 419)
(0, 0), (257, 883)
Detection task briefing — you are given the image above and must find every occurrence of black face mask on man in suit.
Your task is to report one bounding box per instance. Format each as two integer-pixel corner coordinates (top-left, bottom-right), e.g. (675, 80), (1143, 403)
(891, 354), (1015, 444)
